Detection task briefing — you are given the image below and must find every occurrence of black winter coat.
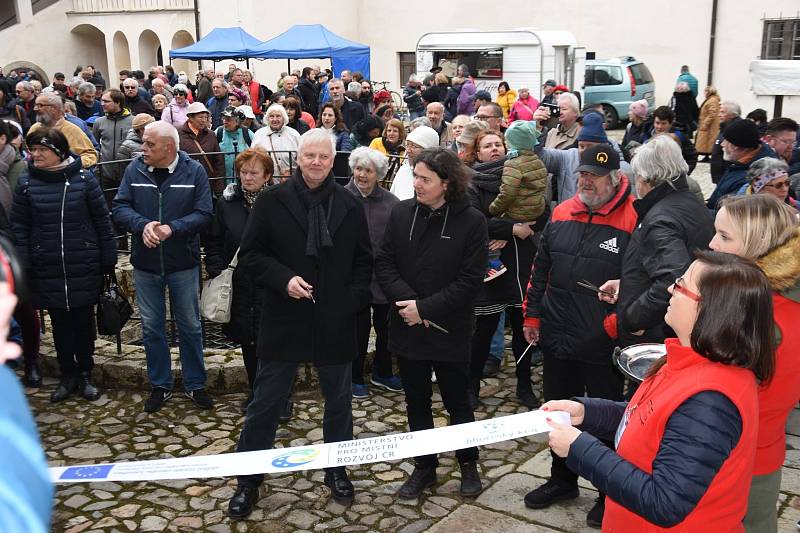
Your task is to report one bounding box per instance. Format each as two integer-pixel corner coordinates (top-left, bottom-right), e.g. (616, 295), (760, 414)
(376, 197), (487, 362)
(237, 173), (373, 365)
(297, 78), (319, 117)
(617, 174), (714, 347)
(204, 185), (263, 346)
(11, 157), (117, 310)
(338, 99), (366, 132)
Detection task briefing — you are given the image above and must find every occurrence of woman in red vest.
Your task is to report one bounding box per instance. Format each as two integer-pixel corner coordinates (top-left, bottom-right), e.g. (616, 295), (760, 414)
(709, 194), (800, 531)
(544, 251), (776, 531)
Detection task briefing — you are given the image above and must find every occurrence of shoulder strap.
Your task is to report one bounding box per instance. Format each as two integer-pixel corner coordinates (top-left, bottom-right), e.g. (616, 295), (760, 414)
(242, 128), (251, 145)
(192, 138), (215, 174)
(229, 247), (240, 268)
(215, 127), (223, 143)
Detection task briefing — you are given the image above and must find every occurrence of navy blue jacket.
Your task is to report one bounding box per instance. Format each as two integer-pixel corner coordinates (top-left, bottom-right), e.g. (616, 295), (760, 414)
(567, 393), (741, 527)
(707, 143), (775, 210)
(11, 157), (116, 310)
(112, 151), (212, 274)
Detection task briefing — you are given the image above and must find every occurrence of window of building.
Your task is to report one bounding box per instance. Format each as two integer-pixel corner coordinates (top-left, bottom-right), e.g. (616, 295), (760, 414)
(0, 0), (17, 31)
(432, 50), (503, 79)
(762, 18), (800, 60)
(398, 52), (416, 86)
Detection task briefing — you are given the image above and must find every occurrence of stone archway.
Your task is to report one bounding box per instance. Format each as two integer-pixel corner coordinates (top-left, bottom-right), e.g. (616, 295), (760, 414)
(3, 61), (49, 85)
(113, 31), (131, 72)
(170, 30), (195, 76)
(138, 29), (162, 70)
(70, 24), (109, 85)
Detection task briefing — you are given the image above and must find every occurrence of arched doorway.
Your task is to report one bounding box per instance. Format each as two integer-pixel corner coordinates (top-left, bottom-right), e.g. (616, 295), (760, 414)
(114, 31), (131, 72)
(70, 24), (109, 86)
(170, 30), (195, 76)
(3, 61), (49, 85)
(138, 30), (162, 70)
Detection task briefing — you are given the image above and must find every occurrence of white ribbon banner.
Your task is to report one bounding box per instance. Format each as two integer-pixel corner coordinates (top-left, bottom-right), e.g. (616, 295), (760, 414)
(49, 410), (568, 483)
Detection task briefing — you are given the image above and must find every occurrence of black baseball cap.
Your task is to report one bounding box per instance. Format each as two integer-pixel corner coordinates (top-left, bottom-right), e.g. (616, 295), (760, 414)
(575, 144), (620, 176)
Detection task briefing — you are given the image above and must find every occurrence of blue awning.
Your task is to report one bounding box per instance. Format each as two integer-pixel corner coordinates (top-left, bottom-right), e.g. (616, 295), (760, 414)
(169, 27), (263, 61)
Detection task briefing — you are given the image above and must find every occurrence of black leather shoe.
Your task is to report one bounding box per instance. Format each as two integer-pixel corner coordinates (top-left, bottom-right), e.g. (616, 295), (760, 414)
(279, 399), (293, 423)
(397, 464), (437, 499)
(227, 486), (259, 519)
(482, 358), (500, 378)
(524, 478), (579, 509)
(516, 381), (540, 409)
(324, 468), (354, 504)
(459, 461), (483, 497)
(51, 374), (78, 403)
(78, 371), (101, 401)
(25, 362), (42, 388)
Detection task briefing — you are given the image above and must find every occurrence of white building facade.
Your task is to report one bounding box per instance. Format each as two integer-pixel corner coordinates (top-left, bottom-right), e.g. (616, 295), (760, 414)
(2, 0), (799, 117)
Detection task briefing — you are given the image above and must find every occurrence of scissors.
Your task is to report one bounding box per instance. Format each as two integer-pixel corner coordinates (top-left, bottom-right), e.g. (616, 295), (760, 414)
(577, 279), (615, 298)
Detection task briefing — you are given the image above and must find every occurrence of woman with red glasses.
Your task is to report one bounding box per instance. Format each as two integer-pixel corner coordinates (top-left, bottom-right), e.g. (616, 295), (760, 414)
(737, 156), (797, 208)
(543, 251), (776, 531)
(709, 193), (800, 531)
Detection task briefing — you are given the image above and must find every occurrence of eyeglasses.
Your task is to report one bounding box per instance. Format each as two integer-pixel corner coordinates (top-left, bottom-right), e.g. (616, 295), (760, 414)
(173, 91), (187, 96)
(762, 180), (790, 190)
(673, 277), (701, 302)
(475, 115), (499, 120)
(123, 85), (138, 90)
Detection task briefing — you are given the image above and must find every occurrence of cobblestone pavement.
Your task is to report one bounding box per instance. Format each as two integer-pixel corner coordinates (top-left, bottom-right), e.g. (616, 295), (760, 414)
(24, 358), (800, 533)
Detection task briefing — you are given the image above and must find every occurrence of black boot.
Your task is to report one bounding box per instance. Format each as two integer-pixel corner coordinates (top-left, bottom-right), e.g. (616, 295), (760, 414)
(397, 463), (437, 499)
(51, 374), (78, 403)
(459, 460), (483, 497)
(227, 485), (259, 519)
(78, 371), (100, 401)
(516, 379), (540, 409)
(24, 361), (42, 388)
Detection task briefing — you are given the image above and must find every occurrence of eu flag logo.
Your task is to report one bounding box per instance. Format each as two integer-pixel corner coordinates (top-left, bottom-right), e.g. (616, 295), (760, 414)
(59, 465), (114, 480)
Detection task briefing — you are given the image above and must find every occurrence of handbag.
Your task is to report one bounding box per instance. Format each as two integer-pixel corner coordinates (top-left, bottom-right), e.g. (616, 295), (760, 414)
(200, 249), (239, 323)
(97, 273), (133, 335)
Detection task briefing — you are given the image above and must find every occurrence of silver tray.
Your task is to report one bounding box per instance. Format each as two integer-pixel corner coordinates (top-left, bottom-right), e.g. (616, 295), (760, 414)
(613, 343), (666, 382)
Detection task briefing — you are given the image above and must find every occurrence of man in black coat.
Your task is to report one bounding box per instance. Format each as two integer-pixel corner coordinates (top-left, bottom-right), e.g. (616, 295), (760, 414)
(325, 78), (364, 131)
(121, 79), (155, 117)
(297, 67), (319, 117)
(600, 135), (714, 348)
(227, 129), (373, 518)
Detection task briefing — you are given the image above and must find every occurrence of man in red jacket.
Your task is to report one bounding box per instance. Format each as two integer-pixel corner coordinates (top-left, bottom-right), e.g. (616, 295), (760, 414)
(522, 144), (637, 527)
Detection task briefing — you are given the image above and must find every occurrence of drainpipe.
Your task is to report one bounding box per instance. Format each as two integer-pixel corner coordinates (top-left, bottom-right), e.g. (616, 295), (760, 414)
(707, 0), (718, 86)
(193, 0), (201, 71)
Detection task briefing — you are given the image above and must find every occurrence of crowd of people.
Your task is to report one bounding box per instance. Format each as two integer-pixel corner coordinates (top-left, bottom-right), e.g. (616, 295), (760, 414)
(1, 60), (799, 532)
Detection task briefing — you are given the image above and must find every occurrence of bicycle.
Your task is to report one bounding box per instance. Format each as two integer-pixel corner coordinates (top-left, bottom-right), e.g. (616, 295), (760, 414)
(371, 80), (406, 118)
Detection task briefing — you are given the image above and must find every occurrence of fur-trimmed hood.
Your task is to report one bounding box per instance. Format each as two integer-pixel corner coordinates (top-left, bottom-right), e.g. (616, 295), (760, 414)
(757, 228), (800, 299)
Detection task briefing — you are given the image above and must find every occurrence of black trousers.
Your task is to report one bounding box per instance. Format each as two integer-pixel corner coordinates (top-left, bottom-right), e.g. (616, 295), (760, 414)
(48, 306), (96, 375)
(236, 359), (353, 488)
(506, 307), (532, 383)
(398, 355), (478, 467)
(353, 303), (393, 383)
(15, 302), (40, 366)
(240, 343), (259, 391)
(542, 353), (624, 485)
(469, 312), (503, 381)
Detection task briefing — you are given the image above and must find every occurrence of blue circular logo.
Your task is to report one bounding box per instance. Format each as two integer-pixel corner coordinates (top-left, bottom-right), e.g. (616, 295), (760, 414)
(271, 448), (320, 469)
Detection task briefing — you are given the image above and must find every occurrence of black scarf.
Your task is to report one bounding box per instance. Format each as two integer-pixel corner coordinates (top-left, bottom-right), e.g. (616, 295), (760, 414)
(291, 172), (336, 258)
(382, 137), (404, 155)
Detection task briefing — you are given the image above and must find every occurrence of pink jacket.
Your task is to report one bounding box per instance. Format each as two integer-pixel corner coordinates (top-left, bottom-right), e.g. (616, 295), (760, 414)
(508, 96), (539, 122)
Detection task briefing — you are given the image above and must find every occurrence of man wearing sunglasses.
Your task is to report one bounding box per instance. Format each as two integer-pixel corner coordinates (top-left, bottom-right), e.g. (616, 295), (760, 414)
(122, 79), (154, 116)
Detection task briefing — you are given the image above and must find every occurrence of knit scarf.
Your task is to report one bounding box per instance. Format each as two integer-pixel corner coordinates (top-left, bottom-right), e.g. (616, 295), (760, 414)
(242, 182), (268, 207)
(382, 137), (404, 155)
(291, 172), (336, 258)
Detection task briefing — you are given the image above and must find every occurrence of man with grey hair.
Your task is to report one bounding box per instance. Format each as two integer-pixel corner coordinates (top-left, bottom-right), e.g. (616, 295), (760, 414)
(426, 102), (453, 147)
(599, 133), (713, 349)
(28, 92), (97, 168)
(206, 78), (229, 129)
(227, 128), (372, 518)
(522, 143), (637, 526)
(274, 74), (305, 108)
(542, 92), (582, 149)
(326, 78), (364, 131)
(112, 120), (213, 414)
(14, 80), (36, 124)
(75, 82), (101, 121)
(710, 100), (742, 183)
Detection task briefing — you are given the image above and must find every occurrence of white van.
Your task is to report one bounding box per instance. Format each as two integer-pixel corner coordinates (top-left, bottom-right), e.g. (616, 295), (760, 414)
(415, 29), (585, 101)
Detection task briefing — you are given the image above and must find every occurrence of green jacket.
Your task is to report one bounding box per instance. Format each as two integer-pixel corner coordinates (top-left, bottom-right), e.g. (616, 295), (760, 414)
(489, 150), (547, 221)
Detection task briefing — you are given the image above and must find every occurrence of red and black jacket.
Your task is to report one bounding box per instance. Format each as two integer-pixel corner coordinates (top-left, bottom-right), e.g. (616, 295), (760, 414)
(523, 176), (637, 363)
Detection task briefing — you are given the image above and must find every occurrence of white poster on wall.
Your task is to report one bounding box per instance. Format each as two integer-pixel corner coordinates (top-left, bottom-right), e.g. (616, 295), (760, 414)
(750, 60), (800, 96)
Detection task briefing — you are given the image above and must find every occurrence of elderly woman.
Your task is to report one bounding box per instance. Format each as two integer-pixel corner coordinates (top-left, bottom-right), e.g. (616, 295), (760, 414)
(508, 87), (539, 123)
(178, 103), (225, 194)
(251, 103), (301, 180)
(695, 86), (721, 159)
(670, 81), (699, 139)
(228, 87), (249, 108)
(375, 148), (487, 499)
(710, 195), (800, 531)
(151, 94), (168, 118)
(161, 83), (190, 127)
(345, 147), (401, 398)
(284, 97), (310, 134)
(621, 99), (651, 159)
(215, 106), (253, 182)
(449, 115), (471, 152)
(12, 128), (116, 403)
(465, 130), (544, 409)
(737, 156), (796, 207)
(204, 148), (293, 417)
(547, 251), (775, 530)
(317, 103), (352, 152)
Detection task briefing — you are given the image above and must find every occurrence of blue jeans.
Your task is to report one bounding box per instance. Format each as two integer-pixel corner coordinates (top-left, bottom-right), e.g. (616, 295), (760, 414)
(489, 310), (506, 361)
(134, 267), (206, 391)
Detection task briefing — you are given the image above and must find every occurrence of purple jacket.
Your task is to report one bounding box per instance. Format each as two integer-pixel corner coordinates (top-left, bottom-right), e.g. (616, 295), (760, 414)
(457, 79), (476, 115)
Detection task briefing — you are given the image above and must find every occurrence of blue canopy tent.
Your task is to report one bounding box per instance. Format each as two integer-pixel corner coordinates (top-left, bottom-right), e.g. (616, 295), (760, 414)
(248, 24), (370, 79)
(169, 27), (263, 67)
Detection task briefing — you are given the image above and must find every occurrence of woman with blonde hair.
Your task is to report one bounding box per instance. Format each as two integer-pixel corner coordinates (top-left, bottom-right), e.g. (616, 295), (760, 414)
(709, 193), (800, 531)
(695, 86), (721, 159)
